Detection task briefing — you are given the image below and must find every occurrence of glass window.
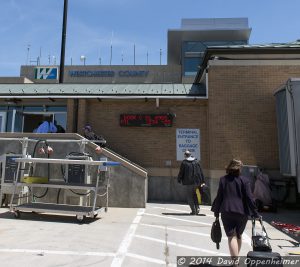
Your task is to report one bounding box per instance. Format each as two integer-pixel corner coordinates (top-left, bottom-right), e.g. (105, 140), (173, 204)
(182, 40), (248, 76)
(183, 57), (202, 76)
(203, 40), (247, 46)
(1, 105), (67, 133)
(54, 113), (67, 133)
(0, 112), (6, 132)
(183, 41), (206, 53)
(14, 111), (23, 132)
(23, 106), (44, 112)
(47, 106), (67, 112)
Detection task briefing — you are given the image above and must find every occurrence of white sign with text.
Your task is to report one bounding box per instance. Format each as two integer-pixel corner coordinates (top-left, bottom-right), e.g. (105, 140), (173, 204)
(176, 128), (200, 161)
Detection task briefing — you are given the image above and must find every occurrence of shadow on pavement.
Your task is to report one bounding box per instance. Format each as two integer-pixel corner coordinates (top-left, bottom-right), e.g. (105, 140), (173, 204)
(162, 212), (206, 216)
(0, 210), (101, 224)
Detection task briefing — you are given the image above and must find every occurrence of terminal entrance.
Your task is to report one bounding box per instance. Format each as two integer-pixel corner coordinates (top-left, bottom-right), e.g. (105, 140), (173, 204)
(23, 114), (50, 133)
(0, 105), (67, 133)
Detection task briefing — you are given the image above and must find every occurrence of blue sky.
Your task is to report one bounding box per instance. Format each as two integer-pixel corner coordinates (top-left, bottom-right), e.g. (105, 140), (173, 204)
(0, 0), (299, 76)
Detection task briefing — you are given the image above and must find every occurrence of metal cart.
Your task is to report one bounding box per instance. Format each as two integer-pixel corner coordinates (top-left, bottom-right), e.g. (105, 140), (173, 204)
(9, 157), (120, 222)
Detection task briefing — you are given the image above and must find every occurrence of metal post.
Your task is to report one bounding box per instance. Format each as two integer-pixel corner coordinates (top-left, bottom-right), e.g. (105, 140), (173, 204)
(59, 0), (68, 84)
(134, 44), (136, 65)
(160, 48), (162, 65)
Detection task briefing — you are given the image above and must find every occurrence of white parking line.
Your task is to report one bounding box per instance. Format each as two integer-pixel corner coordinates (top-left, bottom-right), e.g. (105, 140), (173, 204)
(110, 208), (145, 267)
(0, 248), (115, 257)
(135, 234), (229, 256)
(126, 252), (176, 266)
(144, 212), (211, 226)
(146, 207), (255, 247)
(140, 223), (227, 240)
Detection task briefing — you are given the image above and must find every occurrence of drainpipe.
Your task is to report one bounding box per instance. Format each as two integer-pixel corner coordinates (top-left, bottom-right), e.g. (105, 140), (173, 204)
(73, 99), (79, 133)
(156, 98), (160, 108)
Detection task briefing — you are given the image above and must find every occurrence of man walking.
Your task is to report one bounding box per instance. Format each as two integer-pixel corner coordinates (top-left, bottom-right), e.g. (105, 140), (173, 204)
(177, 150), (205, 215)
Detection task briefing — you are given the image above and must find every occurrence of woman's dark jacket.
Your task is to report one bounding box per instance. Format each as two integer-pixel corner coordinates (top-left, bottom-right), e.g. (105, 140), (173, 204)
(211, 175), (259, 217)
(177, 157), (205, 185)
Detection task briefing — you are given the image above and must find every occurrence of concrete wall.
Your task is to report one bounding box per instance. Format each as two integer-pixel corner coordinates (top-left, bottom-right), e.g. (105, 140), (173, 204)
(148, 176), (212, 205)
(0, 133), (147, 208)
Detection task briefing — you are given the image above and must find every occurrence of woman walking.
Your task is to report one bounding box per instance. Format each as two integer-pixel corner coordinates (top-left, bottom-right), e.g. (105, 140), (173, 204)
(211, 159), (259, 259)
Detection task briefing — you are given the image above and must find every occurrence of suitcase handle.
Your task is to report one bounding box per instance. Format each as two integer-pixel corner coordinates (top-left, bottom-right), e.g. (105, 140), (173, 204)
(252, 217), (269, 238)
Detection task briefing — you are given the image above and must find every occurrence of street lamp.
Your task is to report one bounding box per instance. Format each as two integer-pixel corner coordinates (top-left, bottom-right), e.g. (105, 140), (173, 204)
(80, 55), (86, 65)
(59, 0), (68, 83)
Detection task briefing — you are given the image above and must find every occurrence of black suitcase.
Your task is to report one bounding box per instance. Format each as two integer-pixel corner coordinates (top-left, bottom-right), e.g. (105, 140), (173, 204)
(246, 251), (283, 267)
(246, 218), (283, 267)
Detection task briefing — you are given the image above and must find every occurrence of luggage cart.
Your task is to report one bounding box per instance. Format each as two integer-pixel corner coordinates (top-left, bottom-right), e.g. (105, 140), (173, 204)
(9, 157), (120, 222)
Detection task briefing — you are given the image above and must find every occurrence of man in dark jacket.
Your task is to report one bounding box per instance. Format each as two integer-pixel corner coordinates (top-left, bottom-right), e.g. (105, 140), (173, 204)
(177, 150), (205, 215)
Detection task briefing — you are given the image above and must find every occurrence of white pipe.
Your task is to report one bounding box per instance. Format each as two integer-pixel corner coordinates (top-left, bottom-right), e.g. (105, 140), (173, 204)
(14, 157), (115, 166)
(0, 137), (87, 143)
(11, 109), (16, 132)
(205, 70), (209, 99)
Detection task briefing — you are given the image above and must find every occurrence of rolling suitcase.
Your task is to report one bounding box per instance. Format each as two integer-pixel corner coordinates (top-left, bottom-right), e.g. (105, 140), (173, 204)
(246, 251), (283, 267)
(247, 218), (283, 267)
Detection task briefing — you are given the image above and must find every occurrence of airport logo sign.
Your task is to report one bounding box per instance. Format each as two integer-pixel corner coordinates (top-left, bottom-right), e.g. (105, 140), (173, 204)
(34, 67), (58, 80)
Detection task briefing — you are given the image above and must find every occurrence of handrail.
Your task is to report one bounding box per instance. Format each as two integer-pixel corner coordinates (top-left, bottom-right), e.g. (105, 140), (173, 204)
(14, 157), (120, 166)
(0, 133), (148, 178)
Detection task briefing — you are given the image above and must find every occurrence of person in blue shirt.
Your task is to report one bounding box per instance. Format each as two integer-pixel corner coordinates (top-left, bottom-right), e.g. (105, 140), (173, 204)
(35, 117), (57, 133)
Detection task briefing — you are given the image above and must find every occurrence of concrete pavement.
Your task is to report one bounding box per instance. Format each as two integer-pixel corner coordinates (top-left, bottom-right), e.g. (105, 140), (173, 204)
(0, 203), (299, 267)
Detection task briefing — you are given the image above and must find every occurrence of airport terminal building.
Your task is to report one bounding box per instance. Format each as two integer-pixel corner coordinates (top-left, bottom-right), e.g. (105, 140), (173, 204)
(1, 18), (300, 202)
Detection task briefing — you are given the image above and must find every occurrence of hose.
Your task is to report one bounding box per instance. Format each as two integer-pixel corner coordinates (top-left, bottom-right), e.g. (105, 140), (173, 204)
(30, 139), (50, 199)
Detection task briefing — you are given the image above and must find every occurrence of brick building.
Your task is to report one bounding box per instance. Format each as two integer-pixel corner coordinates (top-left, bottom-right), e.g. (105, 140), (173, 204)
(1, 18), (300, 201)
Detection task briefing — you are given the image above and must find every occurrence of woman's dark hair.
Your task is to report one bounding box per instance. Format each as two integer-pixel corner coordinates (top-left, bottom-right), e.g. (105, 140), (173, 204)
(225, 159), (243, 177)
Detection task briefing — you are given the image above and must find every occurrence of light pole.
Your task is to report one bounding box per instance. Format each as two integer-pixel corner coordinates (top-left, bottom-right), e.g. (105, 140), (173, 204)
(26, 44), (31, 65)
(80, 55), (86, 65)
(59, 0), (68, 83)
(160, 48), (162, 65)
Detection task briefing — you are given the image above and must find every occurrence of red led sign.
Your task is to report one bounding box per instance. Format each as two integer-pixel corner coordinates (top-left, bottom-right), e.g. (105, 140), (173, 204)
(120, 114), (173, 127)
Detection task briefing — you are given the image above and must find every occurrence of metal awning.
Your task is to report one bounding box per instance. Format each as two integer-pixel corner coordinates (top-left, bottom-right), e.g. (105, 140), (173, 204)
(0, 83), (206, 99)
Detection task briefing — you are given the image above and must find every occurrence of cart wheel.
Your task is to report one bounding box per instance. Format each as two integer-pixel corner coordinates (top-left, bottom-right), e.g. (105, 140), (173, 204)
(76, 215), (85, 223)
(93, 213), (98, 218)
(14, 211), (20, 219)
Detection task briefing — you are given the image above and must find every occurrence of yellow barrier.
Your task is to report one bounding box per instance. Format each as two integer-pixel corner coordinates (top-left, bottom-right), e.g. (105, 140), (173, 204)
(21, 176), (49, 184)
